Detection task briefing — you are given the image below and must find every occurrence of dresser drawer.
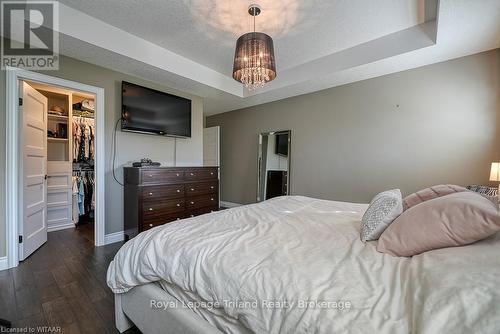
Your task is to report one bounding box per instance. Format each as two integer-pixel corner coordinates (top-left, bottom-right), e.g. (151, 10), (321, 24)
(142, 185), (184, 200)
(142, 198), (185, 217)
(142, 213), (185, 231)
(185, 194), (218, 210)
(187, 206), (218, 218)
(141, 169), (184, 184)
(124, 166), (220, 240)
(185, 181), (218, 197)
(185, 168), (218, 181)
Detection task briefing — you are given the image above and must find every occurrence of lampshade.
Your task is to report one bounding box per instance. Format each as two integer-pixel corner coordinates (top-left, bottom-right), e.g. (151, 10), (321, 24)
(232, 32), (276, 90)
(490, 162), (500, 182)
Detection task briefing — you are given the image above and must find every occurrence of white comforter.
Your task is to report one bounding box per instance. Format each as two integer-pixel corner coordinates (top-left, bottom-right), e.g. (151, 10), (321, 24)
(107, 196), (500, 334)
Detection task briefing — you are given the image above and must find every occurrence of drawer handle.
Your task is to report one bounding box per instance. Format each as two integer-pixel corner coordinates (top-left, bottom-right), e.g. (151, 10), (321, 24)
(190, 188), (194, 191)
(190, 201), (194, 205)
(176, 189), (181, 193)
(210, 172), (214, 175)
(148, 174), (153, 177)
(176, 173), (180, 177)
(149, 223), (153, 227)
(211, 198), (214, 201)
(148, 208), (154, 211)
(210, 186), (214, 189)
(176, 203), (181, 207)
(190, 173), (195, 176)
(149, 192), (153, 196)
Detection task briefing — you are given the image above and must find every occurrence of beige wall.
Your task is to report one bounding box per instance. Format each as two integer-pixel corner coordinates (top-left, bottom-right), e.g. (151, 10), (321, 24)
(207, 49), (500, 205)
(0, 56), (204, 257)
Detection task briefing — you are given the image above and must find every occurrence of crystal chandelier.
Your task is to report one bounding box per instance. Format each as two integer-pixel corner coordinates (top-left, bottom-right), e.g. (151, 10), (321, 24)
(232, 4), (276, 90)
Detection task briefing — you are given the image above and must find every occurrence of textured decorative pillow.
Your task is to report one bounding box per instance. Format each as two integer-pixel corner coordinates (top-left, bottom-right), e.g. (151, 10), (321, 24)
(467, 185), (498, 197)
(377, 191), (500, 257)
(402, 184), (467, 211)
(360, 189), (403, 242)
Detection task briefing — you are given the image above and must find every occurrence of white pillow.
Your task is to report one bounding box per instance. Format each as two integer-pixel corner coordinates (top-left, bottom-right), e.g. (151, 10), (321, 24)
(360, 189), (403, 242)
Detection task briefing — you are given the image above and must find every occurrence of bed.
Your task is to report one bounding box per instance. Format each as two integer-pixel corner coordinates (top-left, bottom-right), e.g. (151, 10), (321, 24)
(107, 196), (500, 334)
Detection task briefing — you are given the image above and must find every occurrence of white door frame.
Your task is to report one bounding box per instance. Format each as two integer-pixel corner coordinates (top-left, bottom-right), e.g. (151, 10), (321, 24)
(5, 66), (106, 269)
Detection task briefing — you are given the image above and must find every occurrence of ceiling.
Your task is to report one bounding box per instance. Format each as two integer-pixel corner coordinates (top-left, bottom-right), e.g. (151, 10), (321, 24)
(56, 0), (429, 75)
(17, 1), (500, 114)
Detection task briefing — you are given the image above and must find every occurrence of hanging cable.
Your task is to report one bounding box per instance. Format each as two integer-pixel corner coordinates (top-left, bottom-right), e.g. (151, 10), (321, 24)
(112, 117), (124, 186)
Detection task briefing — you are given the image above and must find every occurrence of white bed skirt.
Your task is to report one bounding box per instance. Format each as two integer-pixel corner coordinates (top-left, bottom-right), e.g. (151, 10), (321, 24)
(115, 283), (224, 334)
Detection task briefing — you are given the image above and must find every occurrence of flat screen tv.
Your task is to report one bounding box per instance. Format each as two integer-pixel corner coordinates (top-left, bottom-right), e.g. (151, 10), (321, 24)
(275, 133), (288, 156)
(121, 81), (191, 137)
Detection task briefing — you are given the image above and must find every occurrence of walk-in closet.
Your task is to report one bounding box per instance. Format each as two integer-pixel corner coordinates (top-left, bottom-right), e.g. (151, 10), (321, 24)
(26, 81), (96, 240)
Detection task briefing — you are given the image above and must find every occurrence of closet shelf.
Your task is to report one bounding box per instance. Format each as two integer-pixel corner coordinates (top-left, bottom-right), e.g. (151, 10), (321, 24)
(72, 110), (94, 119)
(48, 114), (69, 121)
(48, 137), (68, 142)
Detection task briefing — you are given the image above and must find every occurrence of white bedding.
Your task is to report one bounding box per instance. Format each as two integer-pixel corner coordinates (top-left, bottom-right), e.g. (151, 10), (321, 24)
(107, 196), (500, 334)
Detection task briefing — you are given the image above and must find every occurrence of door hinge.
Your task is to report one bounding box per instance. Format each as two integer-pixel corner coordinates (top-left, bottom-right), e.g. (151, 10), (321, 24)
(19, 98), (23, 106)
(19, 235), (23, 243)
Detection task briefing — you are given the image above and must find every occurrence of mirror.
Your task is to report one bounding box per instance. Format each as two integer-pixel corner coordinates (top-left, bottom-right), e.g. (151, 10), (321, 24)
(257, 130), (291, 202)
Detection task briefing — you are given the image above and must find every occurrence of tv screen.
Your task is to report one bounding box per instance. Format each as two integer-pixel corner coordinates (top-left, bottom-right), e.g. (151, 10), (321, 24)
(275, 133), (288, 156)
(121, 81), (191, 137)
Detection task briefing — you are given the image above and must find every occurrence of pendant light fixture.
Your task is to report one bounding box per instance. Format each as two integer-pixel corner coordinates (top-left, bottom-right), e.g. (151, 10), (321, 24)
(232, 4), (276, 90)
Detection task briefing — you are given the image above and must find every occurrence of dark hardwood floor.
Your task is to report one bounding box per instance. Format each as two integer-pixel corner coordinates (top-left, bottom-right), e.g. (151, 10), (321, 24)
(0, 226), (141, 333)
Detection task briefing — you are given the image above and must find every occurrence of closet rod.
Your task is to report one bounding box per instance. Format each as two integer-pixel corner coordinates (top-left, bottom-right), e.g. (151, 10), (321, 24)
(72, 114), (94, 119)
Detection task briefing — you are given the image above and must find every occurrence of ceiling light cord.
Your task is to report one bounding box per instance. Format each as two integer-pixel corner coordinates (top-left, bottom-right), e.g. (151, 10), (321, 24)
(253, 9), (256, 33)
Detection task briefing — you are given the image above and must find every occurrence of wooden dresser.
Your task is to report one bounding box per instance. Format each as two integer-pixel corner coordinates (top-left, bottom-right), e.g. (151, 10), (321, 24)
(123, 166), (219, 239)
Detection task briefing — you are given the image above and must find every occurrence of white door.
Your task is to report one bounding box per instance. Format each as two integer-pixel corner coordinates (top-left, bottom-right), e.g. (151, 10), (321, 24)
(20, 81), (48, 260)
(203, 126), (220, 166)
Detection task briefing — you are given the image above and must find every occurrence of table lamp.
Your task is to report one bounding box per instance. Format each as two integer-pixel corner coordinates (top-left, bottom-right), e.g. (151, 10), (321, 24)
(490, 162), (500, 205)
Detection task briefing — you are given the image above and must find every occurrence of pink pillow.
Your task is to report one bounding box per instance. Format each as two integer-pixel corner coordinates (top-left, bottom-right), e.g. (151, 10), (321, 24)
(377, 192), (500, 257)
(403, 184), (467, 211)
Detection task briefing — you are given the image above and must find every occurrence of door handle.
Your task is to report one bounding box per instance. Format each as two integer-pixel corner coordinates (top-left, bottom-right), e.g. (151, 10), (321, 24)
(44, 175), (48, 180)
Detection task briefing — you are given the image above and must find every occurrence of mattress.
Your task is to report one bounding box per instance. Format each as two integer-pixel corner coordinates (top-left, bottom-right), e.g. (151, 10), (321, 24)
(107, 196), (500, 333)
(157, 280), (252, 334)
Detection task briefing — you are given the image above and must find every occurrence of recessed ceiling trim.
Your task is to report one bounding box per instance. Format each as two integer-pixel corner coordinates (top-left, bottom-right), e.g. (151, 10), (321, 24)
(244, 21), (437, 97)
(5, 0), (498, 116)
(57, 4), (244, 97)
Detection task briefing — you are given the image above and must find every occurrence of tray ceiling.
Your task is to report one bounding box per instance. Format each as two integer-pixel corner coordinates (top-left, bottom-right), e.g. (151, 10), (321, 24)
(9, 0), (500, 114)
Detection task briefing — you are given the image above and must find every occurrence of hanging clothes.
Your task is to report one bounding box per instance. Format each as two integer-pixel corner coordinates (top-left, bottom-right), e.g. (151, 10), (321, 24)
(78, 177), (85, 216)
(72, 109), (95, 225)
(72, 116), (95, 163)
(72, 176), (79, 225)
(72, 170), (95, 224)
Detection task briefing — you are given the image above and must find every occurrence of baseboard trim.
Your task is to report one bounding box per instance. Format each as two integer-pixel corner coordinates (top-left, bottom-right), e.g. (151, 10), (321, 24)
(0, 256), (8, 271)
(220, 201), (243, 208)
(105, 231), (125, 245)
(48, 223), (75, 232)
